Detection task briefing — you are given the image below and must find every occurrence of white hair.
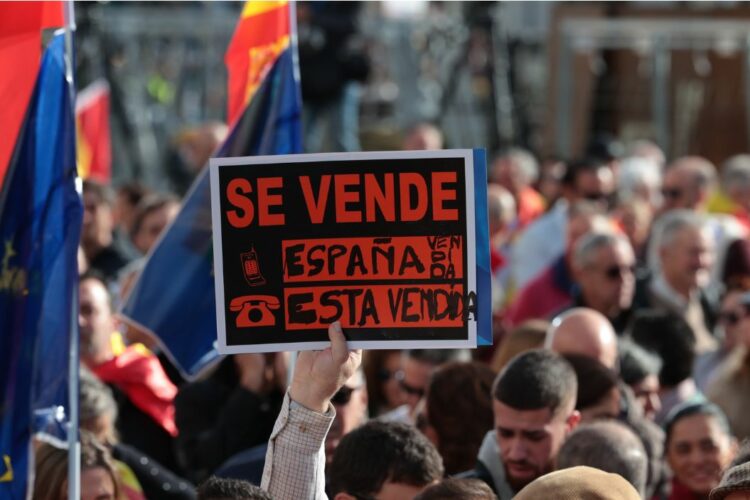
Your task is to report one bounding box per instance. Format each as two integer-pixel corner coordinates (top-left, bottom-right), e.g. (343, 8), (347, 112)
(617, 156), (662, 204)
(573, 231), (632, 269)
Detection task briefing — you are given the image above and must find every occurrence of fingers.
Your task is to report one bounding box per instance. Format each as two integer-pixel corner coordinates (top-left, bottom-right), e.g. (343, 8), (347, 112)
(328, 321), (348, 364)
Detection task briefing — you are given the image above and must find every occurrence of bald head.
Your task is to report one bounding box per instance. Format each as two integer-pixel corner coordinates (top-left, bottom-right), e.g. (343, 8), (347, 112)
(546, 308), (618, 370)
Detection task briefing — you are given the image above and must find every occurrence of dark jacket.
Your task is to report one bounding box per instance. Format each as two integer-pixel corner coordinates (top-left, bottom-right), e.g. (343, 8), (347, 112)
(174, 358), (283, 483)
(112, 443), (195, 500)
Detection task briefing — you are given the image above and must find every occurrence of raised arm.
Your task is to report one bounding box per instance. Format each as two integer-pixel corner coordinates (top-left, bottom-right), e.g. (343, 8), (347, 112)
(261, 322), (361, 500)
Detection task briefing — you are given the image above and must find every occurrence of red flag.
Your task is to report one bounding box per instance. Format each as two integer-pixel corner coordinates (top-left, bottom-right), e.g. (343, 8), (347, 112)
(0, 2), (64, 187)
(76, 80), (112, 183)
(224, 1), (291, 126)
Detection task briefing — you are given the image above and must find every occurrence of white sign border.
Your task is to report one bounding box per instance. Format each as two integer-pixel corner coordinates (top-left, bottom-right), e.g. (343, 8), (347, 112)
(210, 149), (477, 354)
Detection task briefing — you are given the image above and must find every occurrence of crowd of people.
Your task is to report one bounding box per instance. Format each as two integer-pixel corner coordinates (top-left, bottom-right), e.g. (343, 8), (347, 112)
(30, 127), (750, 500)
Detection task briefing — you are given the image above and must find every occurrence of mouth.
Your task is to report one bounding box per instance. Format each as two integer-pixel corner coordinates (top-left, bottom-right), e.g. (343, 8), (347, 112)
(506, 462), (536, 478)
(685, 466), (718, 486)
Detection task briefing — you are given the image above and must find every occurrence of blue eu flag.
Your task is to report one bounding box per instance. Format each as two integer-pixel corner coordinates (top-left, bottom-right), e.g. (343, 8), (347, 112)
(120, 46), (303, 378)
(0, 33), (82, 499)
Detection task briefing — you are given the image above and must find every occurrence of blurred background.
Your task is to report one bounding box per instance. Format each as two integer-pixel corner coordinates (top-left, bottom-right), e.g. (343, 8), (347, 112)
(74, 1), (750, 191)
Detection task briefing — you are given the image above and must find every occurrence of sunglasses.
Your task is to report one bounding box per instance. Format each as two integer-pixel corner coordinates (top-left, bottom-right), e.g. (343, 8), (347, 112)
(582, 192), (611, 203)
(395, 371), (425, 398)
(661, 188), (683, 199)
(331, 385), (358, 406)
(718, 310), (741, 326)
(603, 264), (636, 280)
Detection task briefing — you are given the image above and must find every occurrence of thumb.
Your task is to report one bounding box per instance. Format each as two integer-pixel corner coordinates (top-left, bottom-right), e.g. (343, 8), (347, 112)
(328, 321), (348, 364)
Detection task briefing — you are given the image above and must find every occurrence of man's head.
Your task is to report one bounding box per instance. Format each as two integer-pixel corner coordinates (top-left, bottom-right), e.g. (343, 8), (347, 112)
(560, 158), (615, 208)
(114, 182), (149, 236)
(556, 420), (648, 497)
(130, 194), (180, 255)
(629, 310), (695, 389)
(490, 148), (539, 196)
(325, 369), (368, 466)
(329, 420), (444, 500)
(196, 477), (272, 500)
(564, 202), (610, 256)
(398, 349), (471, 412)
(492, 350), (580, 492)
(82, 180), (116, 259)
(572, 232), (636, 317)
(721, 155), (750, 213)
(627, 139), (665, 169)
(661, 156), (716, 212)
(487, 183), (517, 239)
(657, 210), (713, 296)
(424, 362), (495, 475)
(79, 273), (115, 367)
(402, 123), (443, 151)
(563, 354), (622, 423)
(546, 308), (619, 370)
(617, 156), (662, 209)
(414, 478), (496, 500)
(618, 339), (662, 420)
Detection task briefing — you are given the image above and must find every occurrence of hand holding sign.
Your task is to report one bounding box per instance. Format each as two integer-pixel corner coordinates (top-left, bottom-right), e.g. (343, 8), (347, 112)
(289, 321), (362, 413)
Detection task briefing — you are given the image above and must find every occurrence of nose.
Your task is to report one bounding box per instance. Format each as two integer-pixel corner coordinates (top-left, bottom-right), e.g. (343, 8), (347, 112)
(646, 392), (662, 416)
(506, 437), (528, 461)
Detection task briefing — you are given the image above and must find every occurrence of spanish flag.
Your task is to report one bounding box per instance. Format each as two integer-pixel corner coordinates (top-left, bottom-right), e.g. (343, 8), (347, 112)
(120, 1), (302, 378)
(225, 1), (291, 126)
(0, 1), (64, 187)
(76, 79), (112, 183)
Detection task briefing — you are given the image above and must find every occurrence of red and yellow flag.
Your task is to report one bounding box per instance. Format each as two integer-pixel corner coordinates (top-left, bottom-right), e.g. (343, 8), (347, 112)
(0, 1), (64, 187)
(76, 80), (112, 183)
(224, 1), (291, 126)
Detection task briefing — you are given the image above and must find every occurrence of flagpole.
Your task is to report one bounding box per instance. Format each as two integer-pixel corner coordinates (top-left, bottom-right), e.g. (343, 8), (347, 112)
(63, 2), (81, 500)
(287, 0), (299, 384)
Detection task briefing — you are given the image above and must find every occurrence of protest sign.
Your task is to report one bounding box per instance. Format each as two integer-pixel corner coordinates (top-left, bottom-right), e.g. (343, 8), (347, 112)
(209, 149), (489, 353)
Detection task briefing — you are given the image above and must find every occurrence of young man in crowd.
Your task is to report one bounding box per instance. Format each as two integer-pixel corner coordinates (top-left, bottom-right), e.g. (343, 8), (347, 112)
(79, 272), (180, 473)
(462, 349), (580, 498)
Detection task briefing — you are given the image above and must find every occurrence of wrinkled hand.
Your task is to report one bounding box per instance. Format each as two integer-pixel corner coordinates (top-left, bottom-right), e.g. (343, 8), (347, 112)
(289, 321), (362, 413)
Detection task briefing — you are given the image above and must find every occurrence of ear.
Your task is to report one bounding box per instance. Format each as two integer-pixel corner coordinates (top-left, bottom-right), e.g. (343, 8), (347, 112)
(658, 244), (669, 262)
(729, 436), (740, 458)
(571, 260), (584, 283)
(334, 493), (357, 500)
(423, 423), (439, 447)
(566, 410), (581, 432)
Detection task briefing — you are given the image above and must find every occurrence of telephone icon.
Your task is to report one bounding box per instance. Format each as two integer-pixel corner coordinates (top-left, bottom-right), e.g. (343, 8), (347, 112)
(229, 295), (280, 328)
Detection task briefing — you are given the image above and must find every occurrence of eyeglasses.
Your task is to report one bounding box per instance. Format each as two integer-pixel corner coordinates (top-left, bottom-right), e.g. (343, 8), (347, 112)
(377, 369), (394, 382)
(331, 385), (358, 406)
(661, 187), (683, 200)
(603, 264), (636, 280)
(718, 310), (741, 326)
(395, 371), (425, 398)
